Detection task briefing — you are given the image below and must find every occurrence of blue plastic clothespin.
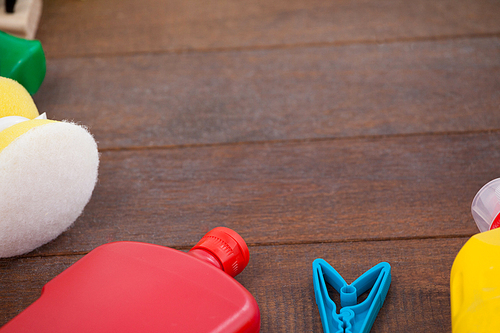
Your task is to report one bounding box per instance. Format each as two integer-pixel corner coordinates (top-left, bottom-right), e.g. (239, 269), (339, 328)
(312, 259), (391, 333)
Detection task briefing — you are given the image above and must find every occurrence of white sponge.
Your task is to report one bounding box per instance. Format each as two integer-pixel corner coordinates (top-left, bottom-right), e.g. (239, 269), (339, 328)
(0, 122), (99, 257)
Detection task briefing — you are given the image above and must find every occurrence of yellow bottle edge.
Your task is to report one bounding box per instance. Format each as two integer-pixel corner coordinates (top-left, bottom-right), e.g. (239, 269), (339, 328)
(450, 228), (500, 332)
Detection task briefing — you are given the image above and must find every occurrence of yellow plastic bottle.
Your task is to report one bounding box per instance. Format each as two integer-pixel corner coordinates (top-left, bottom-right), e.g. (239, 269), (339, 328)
(450, 179), (500, 332)
(450, 228), (500, 332)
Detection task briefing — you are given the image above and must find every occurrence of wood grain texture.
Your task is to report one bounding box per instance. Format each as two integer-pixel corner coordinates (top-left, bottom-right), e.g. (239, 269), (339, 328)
(0, 238), (467, 331)
(34, 37), (500, 149)
(2, 0), (498, 331)
(36, 0), (500, 58)
(23, 131), (498, 256)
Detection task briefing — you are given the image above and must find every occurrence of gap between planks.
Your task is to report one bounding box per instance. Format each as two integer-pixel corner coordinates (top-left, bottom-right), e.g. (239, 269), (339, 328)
(2, 233), (473, 261)
(97, 128), (500, 153)
(44, 32), (500, 60)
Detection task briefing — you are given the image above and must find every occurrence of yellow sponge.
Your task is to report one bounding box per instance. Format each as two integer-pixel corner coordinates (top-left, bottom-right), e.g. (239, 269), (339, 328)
(0, 118), (55, 153)
(0, 76), (99, 258)
(0, 77), (39, 119)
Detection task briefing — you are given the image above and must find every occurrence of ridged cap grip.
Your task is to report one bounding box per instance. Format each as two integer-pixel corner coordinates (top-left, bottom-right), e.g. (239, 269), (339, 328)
(191, 227), (250, 277)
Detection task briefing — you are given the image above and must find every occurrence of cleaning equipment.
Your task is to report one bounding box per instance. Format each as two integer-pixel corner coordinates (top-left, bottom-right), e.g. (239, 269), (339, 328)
(312, 259), (391, 333)
(450, 179), (500, 332)
(471, 178), (500, 232)
(0, 76), (99, 258)
(0, 227), (261, 333)
(0, 30), (45, 94)
(450, 228), (500, 332)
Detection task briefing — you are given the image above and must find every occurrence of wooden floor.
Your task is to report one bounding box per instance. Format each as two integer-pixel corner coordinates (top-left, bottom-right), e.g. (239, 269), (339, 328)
(2, 0), (500, 331)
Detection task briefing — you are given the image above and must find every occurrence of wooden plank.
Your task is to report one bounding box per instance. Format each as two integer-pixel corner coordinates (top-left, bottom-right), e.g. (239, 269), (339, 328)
(33, 38), (500, 149)
(241, 238), (465, 332)
(25, 132), (496, 256)
(0, 255), (79, 327)
(37, 0), (500, 58)
(0, 237), (467, 331)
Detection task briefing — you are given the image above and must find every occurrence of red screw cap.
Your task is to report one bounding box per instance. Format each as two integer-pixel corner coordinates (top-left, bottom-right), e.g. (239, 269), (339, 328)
(191, 227), (250, 277)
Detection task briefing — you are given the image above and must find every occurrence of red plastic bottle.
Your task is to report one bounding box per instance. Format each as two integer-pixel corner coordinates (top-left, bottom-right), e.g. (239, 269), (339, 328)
(1, 227), (260, 333)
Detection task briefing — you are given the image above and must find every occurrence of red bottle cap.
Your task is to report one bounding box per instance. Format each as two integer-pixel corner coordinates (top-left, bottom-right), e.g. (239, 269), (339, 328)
(191, 227), (250, 277)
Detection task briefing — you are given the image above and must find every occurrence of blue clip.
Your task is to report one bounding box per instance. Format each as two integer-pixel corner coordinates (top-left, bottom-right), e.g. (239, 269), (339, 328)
(312, 259), (391, 333)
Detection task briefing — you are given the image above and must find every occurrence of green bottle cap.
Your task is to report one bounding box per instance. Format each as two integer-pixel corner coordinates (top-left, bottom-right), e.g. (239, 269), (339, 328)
(0, 30), (46, 95)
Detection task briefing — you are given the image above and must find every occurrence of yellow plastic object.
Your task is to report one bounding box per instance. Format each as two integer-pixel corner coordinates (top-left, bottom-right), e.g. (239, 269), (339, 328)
(450, 227), (500, 332)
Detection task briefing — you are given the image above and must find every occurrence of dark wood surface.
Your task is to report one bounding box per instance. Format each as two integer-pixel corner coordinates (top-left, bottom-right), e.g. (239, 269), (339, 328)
(38, 0), (500, 58)
(0, 238), (467, 331)
(34, 38), (500, 149)
(2, 0), (500, 331)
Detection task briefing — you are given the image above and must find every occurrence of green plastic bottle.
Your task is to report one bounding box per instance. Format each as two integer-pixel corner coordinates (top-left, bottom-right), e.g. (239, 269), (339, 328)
(0, 30), (45, 95)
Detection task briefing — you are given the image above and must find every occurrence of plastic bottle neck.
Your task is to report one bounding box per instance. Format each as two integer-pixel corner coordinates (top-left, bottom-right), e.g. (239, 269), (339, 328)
(188, 248), (223, 271)
(188, 227), (250, 277)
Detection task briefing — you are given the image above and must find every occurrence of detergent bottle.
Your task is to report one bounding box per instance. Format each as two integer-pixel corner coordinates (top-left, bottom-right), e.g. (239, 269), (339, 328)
(450, 179), (500, 332)
(0, 31), (45, 95)
(0, 227), (260, 333)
